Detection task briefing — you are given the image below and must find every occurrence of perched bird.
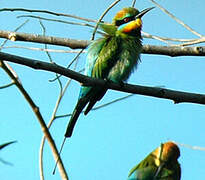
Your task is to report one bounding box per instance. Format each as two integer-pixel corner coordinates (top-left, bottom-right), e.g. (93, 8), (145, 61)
(65, 7), (153, 137)
(127, 142), (181, 180)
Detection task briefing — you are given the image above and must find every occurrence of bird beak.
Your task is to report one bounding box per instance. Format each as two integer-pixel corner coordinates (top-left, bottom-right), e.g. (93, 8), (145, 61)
(136, 7), (154, 19)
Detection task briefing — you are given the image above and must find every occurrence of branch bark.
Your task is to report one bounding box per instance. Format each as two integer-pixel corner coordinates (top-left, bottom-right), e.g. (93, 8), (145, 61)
(1, 30), (205, 56)
(1, 51), (205, 105)
(0, 30), (88, 49)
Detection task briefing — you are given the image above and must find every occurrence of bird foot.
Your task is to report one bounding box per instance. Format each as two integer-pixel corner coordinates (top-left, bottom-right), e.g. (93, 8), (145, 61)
(118, 81), (125, 87)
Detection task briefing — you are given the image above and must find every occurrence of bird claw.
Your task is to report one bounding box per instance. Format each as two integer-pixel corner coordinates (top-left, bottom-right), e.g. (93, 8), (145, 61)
(118, 81), (125, 87)
(104, 78), (112, 88)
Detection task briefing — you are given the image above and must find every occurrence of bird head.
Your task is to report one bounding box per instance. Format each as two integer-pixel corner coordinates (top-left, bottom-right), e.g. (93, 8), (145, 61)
(112, 7), (153, 36)
(153, 141), (180, 166)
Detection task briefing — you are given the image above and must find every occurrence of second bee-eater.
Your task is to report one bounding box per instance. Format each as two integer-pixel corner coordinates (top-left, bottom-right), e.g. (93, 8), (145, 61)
(65, 7), (153, 137)
(127, 142), (181, 180)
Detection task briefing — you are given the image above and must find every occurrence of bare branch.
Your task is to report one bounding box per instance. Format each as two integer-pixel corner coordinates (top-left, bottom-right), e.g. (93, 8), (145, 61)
(1, 51), (205, 105)
(142, 45), (205, 57)
(150, 0), (203, 38)
(1, 30), (205, 56)
(0, 30), (89, 49)
(17, 15), (96, 29)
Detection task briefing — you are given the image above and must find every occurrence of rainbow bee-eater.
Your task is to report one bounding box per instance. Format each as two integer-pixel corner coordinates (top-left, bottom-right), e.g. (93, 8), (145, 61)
(65, 7), (153, 137)
(127, 142), (181, 180)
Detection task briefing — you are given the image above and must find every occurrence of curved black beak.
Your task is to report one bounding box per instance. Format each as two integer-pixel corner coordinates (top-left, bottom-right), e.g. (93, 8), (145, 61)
(136, 7), (154, 19)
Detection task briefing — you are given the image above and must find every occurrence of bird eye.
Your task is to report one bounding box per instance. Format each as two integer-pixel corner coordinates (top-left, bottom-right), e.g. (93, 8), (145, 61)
(123, 17), (130, 23)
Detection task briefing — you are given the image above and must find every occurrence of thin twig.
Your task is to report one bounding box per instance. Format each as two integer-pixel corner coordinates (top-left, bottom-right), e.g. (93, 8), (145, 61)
(0, 20), (29, 87)
(39, 19), (63, 92)
(0, 141), (17, 165)
(0, 45), (84, 53)
(176, 38), (205, 47)
(142, 32), (172, 45)
(143, 32), (201, 45)
(142, 32), (196, 42)
(150, 0), (203, 38)
(17, 15), (96, 29)
(39, 19), (61, 180)
(55, 94), (135, 119)
(92, 94), (134, 111)
(0, 141), (17, 150)
(39, 74), (75, 180)
(91, 0), (121, 40)
(0, 8), (97, 23)
(49, 48), (84, 82)
(143, 32), (196, 42)
(0, 82), (15, 89)
(132, 0), (137, 7)
(0, 158), (13, 166)
(0, 19), (29, 48)
(173, 141), (205, 151)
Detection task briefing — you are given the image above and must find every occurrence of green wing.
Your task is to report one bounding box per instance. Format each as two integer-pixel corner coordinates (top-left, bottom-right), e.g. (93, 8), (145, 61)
(99, 23), (117, 36)
(91, 36), (121, 79)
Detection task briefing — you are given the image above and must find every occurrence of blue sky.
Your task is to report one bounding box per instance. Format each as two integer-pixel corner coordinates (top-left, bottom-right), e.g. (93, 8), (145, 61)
(0, 0), (205, 180)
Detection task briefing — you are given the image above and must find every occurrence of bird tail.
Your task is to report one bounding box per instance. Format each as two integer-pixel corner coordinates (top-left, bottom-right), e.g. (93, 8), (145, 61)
(65, 97), (89, 137)
(84, 88), (107, 115)
(65, 88), (107, 137)
(84, 101), (96, 115)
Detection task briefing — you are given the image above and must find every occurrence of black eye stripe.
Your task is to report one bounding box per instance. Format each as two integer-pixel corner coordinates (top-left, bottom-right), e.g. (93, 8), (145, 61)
(115, 15), (136, 26)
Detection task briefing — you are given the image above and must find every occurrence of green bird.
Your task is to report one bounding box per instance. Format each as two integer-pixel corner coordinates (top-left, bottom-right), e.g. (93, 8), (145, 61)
(127, 142), (181, 180)
(65, 7), (153, 137)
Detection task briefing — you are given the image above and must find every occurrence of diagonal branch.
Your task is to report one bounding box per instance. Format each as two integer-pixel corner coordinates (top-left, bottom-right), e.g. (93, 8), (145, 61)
(0, 60), (68, 180)
(150, 0), (203, 38)
(0, 51), (205, 105)
(91, 0), (121, 40)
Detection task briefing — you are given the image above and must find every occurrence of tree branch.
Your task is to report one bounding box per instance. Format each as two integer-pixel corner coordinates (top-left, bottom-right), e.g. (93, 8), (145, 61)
(1, 51), (205, 105)
(142, 45), (205, 57)
(0, 30), (205, 56)
(0, 60), (68, 180)
(0, 30), (88, 49)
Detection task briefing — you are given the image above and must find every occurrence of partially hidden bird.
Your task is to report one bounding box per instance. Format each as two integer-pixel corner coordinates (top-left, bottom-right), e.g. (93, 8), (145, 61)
(127, 141), (181, 180)
(65, 7), (154, 138)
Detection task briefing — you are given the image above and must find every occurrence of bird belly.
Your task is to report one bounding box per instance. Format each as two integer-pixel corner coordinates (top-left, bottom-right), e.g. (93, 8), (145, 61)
(107, 39), (141, 83)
